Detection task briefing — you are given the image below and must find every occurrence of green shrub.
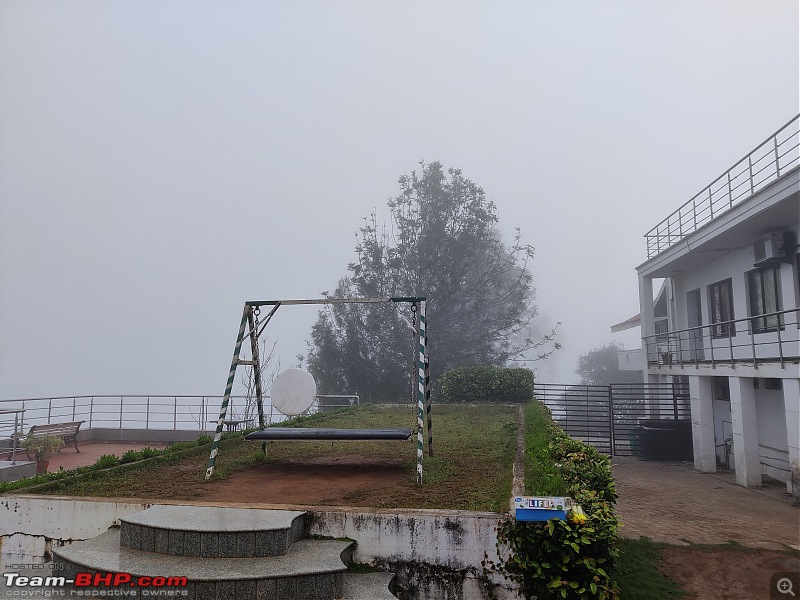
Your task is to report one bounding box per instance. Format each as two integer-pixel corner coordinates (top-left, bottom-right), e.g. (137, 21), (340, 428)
(439, 366), (533, 403)
(485, 401), (620, 600)
(493, 492), (619, 599)
(93, 454), (119, 469)
(0, 439), (211, 494)
(119, 450), (143, 464)
(196, 433), (213, 445)
(166, 441), (195, 452)
(140, 447), (158, 459)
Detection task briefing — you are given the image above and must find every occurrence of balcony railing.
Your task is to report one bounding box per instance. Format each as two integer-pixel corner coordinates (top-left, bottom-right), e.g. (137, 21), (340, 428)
(0, 408), (25, 463)
(643, 308), (800, 369)
(0, 393), (351, 441)
(645, 115), (800, 258)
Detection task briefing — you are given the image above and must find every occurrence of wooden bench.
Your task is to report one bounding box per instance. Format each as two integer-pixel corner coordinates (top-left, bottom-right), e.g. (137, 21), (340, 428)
(19, 421), (84, 459)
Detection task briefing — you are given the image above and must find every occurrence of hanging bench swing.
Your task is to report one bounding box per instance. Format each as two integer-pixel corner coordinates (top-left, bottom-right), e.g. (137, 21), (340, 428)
(244, 427), (413, 441)
(205, 297), (432, 483)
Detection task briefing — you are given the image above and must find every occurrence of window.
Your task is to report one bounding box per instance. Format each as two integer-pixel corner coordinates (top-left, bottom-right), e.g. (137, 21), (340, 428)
(753, 378), (783, 390)
(712, 377), (730, 400)
(747, 266), (782, 333)
(655, 319), (669, 343)
(708, 279), (734, 337)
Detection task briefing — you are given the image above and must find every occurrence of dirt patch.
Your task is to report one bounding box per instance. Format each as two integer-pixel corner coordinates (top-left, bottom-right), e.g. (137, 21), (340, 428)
(660, 546), (800, 600)
(201, 454), (409, 506)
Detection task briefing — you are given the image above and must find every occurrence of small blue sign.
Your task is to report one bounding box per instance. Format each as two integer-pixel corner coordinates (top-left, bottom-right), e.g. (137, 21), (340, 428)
(513, 496), (574, 522)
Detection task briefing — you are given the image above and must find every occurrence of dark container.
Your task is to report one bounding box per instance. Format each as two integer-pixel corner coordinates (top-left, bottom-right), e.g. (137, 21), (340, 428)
(635, 419), (693, 460)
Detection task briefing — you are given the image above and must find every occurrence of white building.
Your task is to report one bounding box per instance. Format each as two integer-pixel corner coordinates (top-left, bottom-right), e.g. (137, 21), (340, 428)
(635, 115), (799, 496)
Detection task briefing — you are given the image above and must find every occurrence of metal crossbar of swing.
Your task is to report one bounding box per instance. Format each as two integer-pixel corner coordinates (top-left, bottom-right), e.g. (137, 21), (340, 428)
(205, 297), (432, 483)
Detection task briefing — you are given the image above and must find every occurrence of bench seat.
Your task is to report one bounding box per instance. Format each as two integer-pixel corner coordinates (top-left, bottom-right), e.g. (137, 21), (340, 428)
(244, 427), (413, 441)
(17, 421), (84, 459)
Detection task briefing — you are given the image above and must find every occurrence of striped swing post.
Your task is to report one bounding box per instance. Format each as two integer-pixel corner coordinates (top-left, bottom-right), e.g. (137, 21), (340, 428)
(416, 301), (427, 484)
(205, 305), (249, 480)
(424, 320), (433, 458)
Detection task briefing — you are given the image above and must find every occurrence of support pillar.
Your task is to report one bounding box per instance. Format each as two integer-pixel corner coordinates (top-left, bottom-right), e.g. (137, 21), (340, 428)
(783, 378), (800, 498)
(729, 377), (761, 487)
(638, 275), (656, 380)
(689, 376), (716, 473)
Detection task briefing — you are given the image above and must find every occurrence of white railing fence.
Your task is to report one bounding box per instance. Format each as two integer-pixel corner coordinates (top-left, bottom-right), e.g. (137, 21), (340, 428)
(0, 394), (360, 445)
(645, 115), (800, 258)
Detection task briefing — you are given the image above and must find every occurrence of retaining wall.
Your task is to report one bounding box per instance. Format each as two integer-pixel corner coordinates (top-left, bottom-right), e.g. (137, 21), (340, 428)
(0, 496), (517, 599)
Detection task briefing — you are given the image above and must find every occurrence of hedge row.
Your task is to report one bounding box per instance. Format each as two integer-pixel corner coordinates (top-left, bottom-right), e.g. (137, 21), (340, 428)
(0, 434), (217, 494)
(486, 402), (620, 600)
(438, 366), (534, 403)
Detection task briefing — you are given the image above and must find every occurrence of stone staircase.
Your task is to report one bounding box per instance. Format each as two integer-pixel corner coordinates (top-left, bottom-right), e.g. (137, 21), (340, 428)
(53, 505), (399, 599)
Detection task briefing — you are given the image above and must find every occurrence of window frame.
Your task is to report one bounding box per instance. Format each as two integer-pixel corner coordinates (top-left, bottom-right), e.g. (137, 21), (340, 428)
(746, 265), (783, 334)
(708, 278), (735, 338)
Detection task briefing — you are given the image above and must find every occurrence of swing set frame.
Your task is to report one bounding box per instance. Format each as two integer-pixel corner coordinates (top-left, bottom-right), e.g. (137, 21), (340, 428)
(205, 297), (432, 483)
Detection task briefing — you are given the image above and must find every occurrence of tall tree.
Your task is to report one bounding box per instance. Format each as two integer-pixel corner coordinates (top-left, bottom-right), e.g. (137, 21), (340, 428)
(307, 161), (559, 401)
(575, 342), (643, 386)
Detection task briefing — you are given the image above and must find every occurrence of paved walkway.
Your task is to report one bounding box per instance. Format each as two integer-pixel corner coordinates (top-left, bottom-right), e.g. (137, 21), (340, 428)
(613, 457), (800, 550)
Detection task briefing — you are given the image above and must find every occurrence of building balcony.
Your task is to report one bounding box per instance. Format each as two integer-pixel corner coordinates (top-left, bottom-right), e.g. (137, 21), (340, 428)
(643, 308), (800, 373)
(644, 115), (799, 259)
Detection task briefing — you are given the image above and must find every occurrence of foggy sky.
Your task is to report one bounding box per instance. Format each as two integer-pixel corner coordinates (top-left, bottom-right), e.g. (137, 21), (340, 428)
(1, 1), (798, 399)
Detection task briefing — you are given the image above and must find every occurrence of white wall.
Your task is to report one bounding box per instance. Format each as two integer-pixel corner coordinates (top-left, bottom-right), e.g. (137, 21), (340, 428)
(671, 243), (798, 365)
(756, 386), (791, 481)
(713, 398), (733, 468)
(0, 496), (518, 600)
(0, 496), (150, 565)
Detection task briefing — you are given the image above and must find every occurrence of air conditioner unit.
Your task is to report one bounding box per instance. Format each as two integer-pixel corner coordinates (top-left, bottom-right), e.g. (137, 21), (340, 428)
(753, 233), (782, 262)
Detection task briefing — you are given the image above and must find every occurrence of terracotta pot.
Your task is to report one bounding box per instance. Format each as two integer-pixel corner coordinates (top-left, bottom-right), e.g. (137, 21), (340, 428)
(36, 460), (49, 475)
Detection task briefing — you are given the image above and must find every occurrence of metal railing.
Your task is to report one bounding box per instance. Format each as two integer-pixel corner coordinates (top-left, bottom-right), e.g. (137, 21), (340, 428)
(534, 382), (690, 457)
(645, 115), (800, 258)
(0, 408), (25, 463)
(643, 307), (800, 369)
(0, 393), (361, 443)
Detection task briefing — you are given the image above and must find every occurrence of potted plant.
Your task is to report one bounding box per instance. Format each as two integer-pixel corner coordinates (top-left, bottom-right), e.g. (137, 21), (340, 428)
(20, 435), (64, 474)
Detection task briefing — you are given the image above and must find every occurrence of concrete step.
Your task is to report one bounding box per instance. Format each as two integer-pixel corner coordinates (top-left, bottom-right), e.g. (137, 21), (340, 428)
(342, 571), (399, 599)
(120, 504), (305, 557)
(54, 528), (355, 600)
(1, 566), (400, 599)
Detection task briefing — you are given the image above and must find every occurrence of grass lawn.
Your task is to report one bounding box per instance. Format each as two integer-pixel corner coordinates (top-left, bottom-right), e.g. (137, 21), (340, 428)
(615, 537), (686, 599)
(34, 403), (519, 512)
(523, 400), (566, 496)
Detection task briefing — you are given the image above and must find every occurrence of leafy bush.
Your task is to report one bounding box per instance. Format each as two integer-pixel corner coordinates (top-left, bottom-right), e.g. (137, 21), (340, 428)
(120, 450), (143, 464)
(196, 433), (213, 445)
(0, 437), (219, 493)
(485, 401), (620, 600)
(166, 441), (196, 452)
(140, 447), (158, 459)
(439, 366), (533, 403)
(20, 435), (64, 461)
(94, 454), (119, 469)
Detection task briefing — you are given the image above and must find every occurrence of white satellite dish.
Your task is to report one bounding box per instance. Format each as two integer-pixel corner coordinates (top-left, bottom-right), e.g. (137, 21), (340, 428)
(270, 368), (317, 416)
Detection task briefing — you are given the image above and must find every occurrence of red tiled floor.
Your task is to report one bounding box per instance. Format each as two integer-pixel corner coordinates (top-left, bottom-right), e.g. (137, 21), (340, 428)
(613, 456), (800, 550)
